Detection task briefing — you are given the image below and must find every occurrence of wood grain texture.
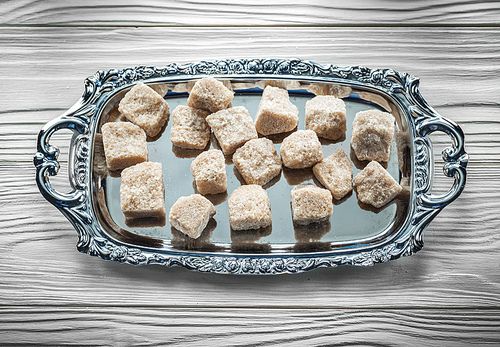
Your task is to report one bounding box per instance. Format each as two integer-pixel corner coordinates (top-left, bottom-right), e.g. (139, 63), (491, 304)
(0, 165), (498, 308)
(1, 27), (499, 122)
(1, 0), (500, 26)
(2, 108), (498, 164)
(0, 27), (499, 311)
(1, 6), (499, 343)
(0, 307), (499, 346)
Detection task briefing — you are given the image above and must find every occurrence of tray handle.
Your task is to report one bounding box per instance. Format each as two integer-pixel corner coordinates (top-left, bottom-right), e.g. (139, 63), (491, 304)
(417, 116), (468, 208)
(34, 117), (89, 208)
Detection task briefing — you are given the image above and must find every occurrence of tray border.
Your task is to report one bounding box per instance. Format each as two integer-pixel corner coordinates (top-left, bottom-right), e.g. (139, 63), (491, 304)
(34, 59), (468, 274)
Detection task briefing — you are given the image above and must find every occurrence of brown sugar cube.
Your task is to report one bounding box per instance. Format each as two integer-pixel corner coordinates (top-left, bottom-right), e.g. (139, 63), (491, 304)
(313, 148), (353, 200)
(233, 138), (282, 186)
(170, 105), (210, 149)
(291, 184), (333, 225)
(118, 82), (170, 137)
(306, 82), (352, 99)
(101, 122), (148, 171)
(169, 194), (216, 239)
(149, 83), (169, 97)
(120, 162), (165, 218)
(256, 79), (301, 91)
(205, 106), (258, 155)
(190, 149), (228, 195)
(353, 161), (402, 208)
(228, 185), (272, 230)
(280, 130), (323, 169)
(93, 133), (107, 176)
(351, 109), (395, 162)
(255, 85), (299, 135)
(305, 96), (347, 140)
(187, 77), (234, 113)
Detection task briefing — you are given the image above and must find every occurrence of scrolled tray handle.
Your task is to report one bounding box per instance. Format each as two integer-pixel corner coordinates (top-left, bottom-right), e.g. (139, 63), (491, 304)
(416, 116), (468, 208)
(34, 116), (88, 208)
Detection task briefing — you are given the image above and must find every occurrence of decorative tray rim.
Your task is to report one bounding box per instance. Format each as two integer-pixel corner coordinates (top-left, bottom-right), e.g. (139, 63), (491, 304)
(34, 59), (468, 274)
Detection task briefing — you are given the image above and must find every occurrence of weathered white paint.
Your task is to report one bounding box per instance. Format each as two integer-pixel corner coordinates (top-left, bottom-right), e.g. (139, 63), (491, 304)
(1, 1), (499, 345)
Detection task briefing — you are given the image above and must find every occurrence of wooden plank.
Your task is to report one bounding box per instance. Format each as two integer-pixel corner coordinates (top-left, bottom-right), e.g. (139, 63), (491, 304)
(0, 163), (498, 308)
(0, 307), (499, 346)
(1, 27), (498, 113)
(2, 107), (498, 165)
(0, 26), (498, 309)
(1, 2), (498, 343)
(1, 0), (500, 26)
(1, 27), (499, 166)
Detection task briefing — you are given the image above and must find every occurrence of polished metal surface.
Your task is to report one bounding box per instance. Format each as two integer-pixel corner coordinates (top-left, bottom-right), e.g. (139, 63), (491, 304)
(34, 59), (468, 274)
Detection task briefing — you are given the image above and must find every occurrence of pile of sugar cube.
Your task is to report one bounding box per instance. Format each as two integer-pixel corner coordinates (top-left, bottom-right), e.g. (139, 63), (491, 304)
(101, 77), (402, 240)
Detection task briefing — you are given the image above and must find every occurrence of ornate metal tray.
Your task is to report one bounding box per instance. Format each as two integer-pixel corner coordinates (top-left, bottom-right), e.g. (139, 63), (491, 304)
(34, 59), (468, 274)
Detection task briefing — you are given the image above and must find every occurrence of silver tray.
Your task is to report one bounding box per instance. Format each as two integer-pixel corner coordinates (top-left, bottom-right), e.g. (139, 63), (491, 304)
(34, 59), (468, 274)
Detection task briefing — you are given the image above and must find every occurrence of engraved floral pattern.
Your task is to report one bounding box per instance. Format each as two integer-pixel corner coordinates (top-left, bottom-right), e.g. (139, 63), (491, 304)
(34, 59), (467, 274)
(79, 59), (418, 99)
(73, 135), (89, 190)
(414, 138), (430, 193)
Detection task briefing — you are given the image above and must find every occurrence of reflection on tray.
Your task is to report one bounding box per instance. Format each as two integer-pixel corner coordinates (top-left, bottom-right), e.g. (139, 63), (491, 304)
(194, 188), (228, 206)
(91, 74), (415, 255)
(319, 134), (346, 146)
(282, 166), (314, 185)
(125, 215), (166, 228)
(170, 218), (219, 251)
(233, 166), (281, 189)
(231, 226), (272, 253)
(262, 127), (297, 144)
(171, 144), (209, 159)
(350, 146), (388, 171)
(293, 220), (332, 252)
(306, 82), (352, 99)
(332, 191), (353, 206)
(93, 133), (108, 177)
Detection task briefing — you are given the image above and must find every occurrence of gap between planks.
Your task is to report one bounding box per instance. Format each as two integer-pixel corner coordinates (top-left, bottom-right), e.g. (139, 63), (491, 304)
(1, 23), (500, 28)
(1, 304), (499, 310)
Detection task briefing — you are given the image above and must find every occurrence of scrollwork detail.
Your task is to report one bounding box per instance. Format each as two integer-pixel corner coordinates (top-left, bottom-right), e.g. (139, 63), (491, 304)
(414, 138), (430, 193)
(78, 59), (415, 103)
(35, 59), (463, 274)
(73, 135), (89, 190)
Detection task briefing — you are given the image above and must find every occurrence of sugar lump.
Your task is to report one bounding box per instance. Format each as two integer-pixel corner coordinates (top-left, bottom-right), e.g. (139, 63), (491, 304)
(353, 161), (402, 208)
(255, 85), (299, 135)
(351, 109), (395, 162)
(313, 148), (353, 200)
(205, 106), (258, 155)
(233, 138), (281, 186)
(101, 122), (147, 171)
(170, 105), (210, 150)
(118, 82), (170, 137)
(305, 96), (346, 140)
(280, 130), (323, 169)
(290, 184), (333, 225)
(169, 194), (216, 239)
(120, 162), (165, 219)
(190, 149), (227, 195)
(228, 185), (272, 230)
(187, 77), (234, 113)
